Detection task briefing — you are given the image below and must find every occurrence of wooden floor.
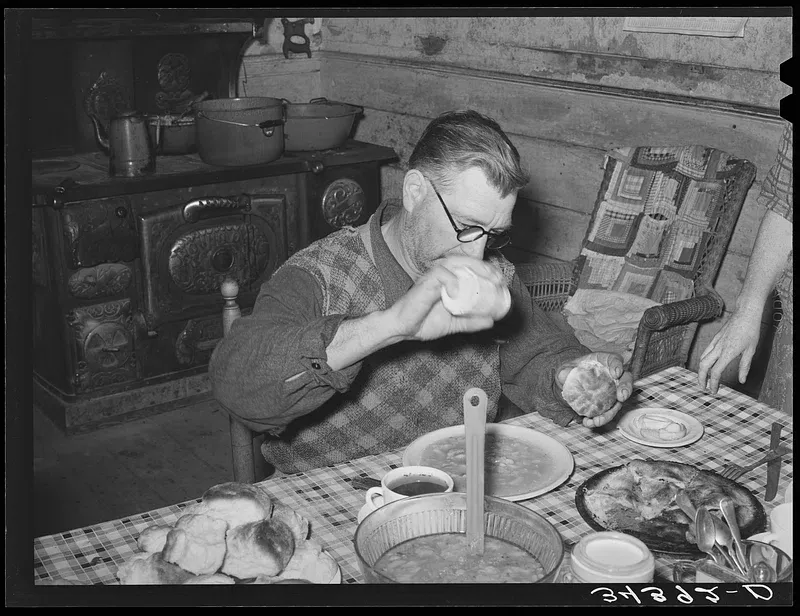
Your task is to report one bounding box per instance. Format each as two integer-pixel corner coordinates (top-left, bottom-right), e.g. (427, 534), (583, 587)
(32, 399), (235, 538)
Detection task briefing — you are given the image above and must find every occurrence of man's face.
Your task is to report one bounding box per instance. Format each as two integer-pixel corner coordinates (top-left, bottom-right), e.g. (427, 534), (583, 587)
(403, 166), (516, 274)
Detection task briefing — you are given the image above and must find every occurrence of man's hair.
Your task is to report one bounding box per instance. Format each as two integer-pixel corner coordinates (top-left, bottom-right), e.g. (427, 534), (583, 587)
(408, 109), (530, 198)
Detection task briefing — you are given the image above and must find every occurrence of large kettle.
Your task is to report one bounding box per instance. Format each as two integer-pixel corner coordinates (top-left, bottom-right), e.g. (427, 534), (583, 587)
(89, 110), (156, 177)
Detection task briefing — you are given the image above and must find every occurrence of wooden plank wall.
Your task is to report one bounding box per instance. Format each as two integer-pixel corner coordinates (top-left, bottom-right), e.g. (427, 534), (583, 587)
(246, 16), (791, 392)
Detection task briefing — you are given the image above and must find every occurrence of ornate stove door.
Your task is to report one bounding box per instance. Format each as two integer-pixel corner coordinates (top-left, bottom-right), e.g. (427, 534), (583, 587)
(306, 160), (384, 244)
(138, 193), (287, 329)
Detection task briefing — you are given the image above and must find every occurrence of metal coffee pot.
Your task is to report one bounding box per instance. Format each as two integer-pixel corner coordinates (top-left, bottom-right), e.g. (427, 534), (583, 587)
(89, 110), (156, 177)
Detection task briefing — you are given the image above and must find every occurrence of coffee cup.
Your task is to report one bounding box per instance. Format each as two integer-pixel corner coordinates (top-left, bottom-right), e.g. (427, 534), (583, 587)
(750, 502), (793, 558)
(365, 466), (454, 512)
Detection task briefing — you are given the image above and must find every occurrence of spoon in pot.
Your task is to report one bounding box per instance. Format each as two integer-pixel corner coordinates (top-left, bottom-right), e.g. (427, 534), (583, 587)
(464, 387), (487, 555)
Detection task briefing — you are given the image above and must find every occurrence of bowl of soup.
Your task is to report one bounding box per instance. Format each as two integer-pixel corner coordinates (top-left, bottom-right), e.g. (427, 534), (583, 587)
(353, 492), (564, 583)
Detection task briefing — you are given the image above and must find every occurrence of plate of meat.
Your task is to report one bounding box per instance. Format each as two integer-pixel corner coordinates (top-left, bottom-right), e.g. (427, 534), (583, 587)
(575, 459), (767, 555)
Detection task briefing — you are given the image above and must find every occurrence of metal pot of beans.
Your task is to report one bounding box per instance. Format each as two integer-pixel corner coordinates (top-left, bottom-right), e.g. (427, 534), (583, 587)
(353, 491), (565, 583)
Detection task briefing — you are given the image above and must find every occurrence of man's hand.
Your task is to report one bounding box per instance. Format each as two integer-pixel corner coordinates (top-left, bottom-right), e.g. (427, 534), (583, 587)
(556, 352), (633, 428)
(387, 256), (510, 342)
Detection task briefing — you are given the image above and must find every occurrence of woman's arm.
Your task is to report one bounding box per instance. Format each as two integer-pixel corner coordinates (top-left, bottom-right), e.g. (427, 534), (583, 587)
(697, 208), (792, 393)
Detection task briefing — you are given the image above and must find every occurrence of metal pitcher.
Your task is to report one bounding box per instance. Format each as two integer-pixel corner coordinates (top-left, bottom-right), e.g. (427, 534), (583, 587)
(89, 110), (156, 177)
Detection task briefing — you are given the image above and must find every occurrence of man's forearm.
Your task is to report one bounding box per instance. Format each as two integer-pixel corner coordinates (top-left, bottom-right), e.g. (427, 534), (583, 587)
(325, 309), (406, 371)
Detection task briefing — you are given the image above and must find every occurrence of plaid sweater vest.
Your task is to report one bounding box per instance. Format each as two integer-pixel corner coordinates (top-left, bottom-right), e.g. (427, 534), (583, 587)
(262, 226), (516, 473)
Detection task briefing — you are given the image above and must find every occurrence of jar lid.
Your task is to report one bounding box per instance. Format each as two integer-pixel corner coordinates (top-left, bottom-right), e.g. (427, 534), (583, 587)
(570, 531), (655, 583)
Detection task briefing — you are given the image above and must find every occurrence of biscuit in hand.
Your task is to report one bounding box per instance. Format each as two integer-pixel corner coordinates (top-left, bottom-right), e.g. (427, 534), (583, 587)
(562, 358), (619, 418)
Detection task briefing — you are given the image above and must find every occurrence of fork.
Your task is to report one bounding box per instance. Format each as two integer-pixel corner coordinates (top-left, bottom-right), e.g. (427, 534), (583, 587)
(719, 446), (792, 480)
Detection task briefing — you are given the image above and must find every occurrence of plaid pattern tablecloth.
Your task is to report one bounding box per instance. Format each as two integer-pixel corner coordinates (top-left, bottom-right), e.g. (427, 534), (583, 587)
(34, 367), (793, 585)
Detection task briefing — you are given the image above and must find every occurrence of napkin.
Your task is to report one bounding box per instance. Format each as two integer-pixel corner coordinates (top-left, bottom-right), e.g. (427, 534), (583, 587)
(563, 288), (661, 362)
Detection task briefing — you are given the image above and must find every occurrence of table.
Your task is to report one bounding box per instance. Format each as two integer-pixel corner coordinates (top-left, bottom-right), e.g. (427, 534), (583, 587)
(34, 367), (793, 586)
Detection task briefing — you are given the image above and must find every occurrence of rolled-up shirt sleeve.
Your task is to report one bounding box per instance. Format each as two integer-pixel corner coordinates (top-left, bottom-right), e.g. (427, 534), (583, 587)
(209, 265), (362, 435)
(499, 273), (589, 426)
(758, 123), (793, 223)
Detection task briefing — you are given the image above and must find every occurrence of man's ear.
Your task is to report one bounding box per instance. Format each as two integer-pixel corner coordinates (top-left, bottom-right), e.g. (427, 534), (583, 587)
(402, 169), (428, 214)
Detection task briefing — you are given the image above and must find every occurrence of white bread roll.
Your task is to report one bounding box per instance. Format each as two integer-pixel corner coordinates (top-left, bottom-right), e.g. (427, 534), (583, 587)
(562, 358), (619, 418)
(221, 518), (295, 579)
(191, 481), (273, 529)
(440, 265), (511, 319)
(271, 502), (310, 543)
(161, 513), (228, 575)
(273, 539), (338, 584)
(137, 524), (173, 554)
(116, 552), (196, 585)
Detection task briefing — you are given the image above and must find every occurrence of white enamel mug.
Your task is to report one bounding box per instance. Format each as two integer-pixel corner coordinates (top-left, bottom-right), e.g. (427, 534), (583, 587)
(364, 466), (454, 513)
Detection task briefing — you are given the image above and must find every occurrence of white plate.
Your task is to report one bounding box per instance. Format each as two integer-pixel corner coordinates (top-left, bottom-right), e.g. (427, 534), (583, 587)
(402, 424), (573, 501)
(617, 407), (703, 448)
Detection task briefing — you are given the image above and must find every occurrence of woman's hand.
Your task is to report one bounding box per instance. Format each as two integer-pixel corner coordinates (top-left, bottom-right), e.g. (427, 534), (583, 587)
(697, 309), (762, 394)
(556, 352), (634, 428)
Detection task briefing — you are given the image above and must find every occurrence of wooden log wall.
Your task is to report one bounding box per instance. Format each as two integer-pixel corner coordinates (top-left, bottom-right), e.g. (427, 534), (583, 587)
(246, 16), (792, 394)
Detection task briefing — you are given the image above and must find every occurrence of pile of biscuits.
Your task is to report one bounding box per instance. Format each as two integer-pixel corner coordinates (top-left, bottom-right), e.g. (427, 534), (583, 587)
(116, 482), (338, 585)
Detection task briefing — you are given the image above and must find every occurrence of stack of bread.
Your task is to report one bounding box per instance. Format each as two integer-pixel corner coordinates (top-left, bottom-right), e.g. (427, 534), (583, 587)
(116, 482), (339, 585)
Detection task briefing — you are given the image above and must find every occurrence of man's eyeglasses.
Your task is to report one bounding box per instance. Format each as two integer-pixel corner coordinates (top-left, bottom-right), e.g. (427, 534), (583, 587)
(427, 179), (511, 250)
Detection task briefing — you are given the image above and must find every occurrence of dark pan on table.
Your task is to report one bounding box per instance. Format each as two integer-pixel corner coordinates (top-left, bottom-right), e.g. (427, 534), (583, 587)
(575, 460), (768, 556)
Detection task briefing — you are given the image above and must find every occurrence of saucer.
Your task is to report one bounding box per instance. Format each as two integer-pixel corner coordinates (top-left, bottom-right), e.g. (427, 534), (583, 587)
(618, 407), (703, 448)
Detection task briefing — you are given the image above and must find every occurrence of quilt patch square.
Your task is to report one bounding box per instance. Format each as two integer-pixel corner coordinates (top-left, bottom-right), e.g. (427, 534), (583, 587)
(611, 263), (659, 298)
(645, 172), (682, 213)
(576, 250), (625, 290)
(585, 200), (641, 253)
(616, 166), (654, 202)
(676, 180), (721, 227)
(662, 222), (707, 272)
(650, 269), (695, 304)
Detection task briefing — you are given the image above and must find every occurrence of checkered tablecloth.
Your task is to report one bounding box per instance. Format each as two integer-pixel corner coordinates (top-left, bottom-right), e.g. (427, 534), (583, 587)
(34, 367), (793, 585)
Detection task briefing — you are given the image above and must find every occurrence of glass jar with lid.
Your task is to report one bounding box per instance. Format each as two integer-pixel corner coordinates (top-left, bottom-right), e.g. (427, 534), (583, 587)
(559, 531), (655, 583)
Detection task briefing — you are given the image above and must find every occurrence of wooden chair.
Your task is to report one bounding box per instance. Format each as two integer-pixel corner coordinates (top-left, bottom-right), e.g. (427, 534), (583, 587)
(515, 144), (756, 381)
(220, 278), (272, 483)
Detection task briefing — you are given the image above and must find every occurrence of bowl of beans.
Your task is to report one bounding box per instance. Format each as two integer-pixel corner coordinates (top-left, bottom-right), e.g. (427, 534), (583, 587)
(353, 491), (564, 583)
